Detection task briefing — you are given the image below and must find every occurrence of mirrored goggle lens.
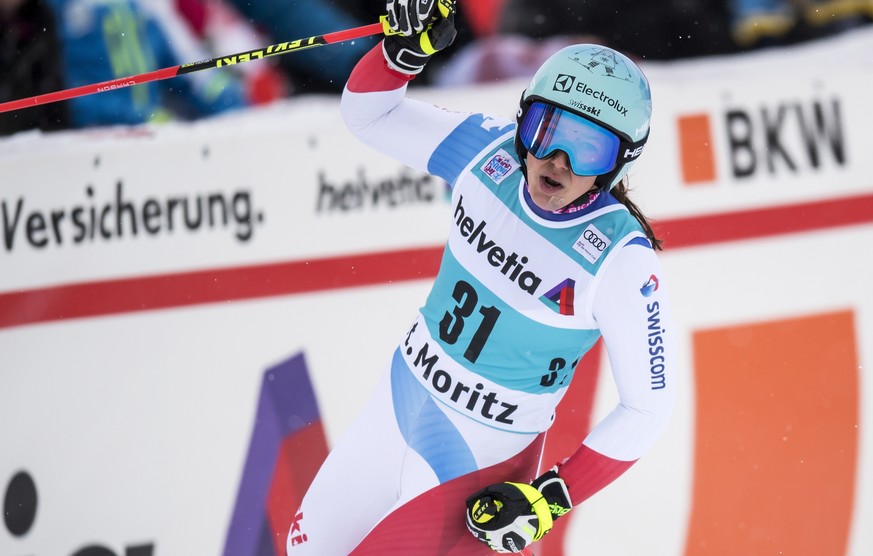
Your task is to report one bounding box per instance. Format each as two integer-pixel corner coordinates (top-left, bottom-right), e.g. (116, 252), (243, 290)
(519, 102), (620, 176)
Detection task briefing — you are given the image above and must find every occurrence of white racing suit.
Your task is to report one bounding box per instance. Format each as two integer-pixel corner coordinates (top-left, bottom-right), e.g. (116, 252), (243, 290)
(287, 45), (676, 555)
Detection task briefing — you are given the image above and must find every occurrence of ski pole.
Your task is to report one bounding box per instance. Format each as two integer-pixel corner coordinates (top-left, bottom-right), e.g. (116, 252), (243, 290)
(0, 21), (388, 114)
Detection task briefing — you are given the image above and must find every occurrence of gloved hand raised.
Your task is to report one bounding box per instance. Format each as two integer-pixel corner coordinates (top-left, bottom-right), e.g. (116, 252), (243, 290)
(385, 0), (443, 35)
(382, 0), (456, 75)
(465, 468), (572, 553)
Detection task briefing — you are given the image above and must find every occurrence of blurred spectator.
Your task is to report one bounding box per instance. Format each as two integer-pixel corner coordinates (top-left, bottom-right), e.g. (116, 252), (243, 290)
(730, 0), (873, 49)
(497, 0), (738, 60)
(434, 0), (736, 86)
(432, 34), (598, 87)
(172, 0), (289, 103)
(0, 0), (69, 136)
(730, 0), (795, 46)
(458, 0), (507, 37)
(436, 0), (872, 87)
(224, 0), (379, 93)
(174, 0), (483, 92)
(43, 0), (248, 128)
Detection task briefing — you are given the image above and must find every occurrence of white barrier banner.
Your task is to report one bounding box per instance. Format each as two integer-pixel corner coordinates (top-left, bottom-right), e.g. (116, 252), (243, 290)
(2, 26), (872, 556)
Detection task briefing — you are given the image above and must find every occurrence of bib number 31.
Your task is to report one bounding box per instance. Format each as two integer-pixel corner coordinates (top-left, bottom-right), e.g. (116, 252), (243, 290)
(439, 280), (501, 364)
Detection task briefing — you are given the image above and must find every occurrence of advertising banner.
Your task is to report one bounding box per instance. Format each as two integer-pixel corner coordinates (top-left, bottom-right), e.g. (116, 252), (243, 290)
(2, 26), (872, 556)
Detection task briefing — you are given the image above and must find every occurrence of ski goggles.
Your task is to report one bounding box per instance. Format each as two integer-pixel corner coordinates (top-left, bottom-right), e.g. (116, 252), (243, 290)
(519, 101), (623, 176)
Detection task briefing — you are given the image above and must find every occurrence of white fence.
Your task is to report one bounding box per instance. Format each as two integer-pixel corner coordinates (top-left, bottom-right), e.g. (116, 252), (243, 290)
(2, 27), (872, 556)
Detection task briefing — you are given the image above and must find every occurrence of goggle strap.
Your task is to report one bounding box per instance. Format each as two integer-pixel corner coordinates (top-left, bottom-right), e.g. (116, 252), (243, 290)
(618, 130), (649, 163)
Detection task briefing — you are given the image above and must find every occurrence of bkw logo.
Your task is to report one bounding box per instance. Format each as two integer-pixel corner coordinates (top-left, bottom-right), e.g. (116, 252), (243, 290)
(677, 98), (847, 184)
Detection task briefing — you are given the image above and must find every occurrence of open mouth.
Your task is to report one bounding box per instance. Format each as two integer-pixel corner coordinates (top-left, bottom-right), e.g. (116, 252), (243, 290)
(541, 175), (563, 193)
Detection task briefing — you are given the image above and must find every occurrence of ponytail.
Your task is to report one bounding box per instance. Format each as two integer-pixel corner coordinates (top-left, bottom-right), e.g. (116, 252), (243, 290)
(611, 179), (663, 251)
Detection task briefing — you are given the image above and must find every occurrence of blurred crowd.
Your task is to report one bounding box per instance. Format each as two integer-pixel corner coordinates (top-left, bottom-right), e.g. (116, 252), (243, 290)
(2, 0), (871, 136)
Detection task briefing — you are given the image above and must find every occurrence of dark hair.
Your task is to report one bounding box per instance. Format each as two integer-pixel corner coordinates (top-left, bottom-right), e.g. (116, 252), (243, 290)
(611, 179), (663, 251)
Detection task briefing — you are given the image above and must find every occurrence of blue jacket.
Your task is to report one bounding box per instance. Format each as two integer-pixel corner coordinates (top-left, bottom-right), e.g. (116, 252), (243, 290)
(46, 0), (247, 127)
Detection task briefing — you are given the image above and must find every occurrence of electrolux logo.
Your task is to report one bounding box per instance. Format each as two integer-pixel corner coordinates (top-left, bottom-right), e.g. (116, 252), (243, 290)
(553, 74), (576, 93)
(677, 96), (847, 185)
(552, 75), (629, 117)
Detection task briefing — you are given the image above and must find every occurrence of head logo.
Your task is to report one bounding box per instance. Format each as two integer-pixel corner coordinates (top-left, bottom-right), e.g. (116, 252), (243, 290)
(623, 145), (645, 160)
(640, 274), (660, 297)
(540, 279), (575, 315)
(553, 74), (575, 93)
(635, 120), (650, 140)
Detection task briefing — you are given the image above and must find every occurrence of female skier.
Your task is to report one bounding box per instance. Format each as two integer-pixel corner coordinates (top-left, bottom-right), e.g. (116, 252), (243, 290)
(288, 1), (676, 553)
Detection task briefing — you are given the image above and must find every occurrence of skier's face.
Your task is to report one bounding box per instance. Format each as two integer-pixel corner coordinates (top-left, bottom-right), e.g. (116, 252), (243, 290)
(525, 150), (598, 212)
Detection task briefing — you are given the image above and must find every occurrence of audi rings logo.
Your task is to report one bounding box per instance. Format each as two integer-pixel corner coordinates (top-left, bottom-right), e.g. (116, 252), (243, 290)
(573, 223), (612, 264)
(583, 229), (608, 251)
(553, 74), (576, 93)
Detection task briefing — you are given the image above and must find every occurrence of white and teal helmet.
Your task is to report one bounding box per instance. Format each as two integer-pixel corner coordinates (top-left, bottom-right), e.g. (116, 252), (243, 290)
(515, 44), (652, 190)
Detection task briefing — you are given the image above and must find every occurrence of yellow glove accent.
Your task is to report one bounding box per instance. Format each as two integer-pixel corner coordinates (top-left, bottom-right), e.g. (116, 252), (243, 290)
(506, 482), (553, 541)
(437, 0), (453, 18)
(469, 497), (503, 525)
(419, 31), (437, 55)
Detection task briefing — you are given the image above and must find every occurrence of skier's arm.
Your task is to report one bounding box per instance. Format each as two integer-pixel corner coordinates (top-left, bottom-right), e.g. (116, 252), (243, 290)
(465, 243), (677, 552)
(341, 44), (468, 176)
(557, 242), (677, 504)
(340, 0), (513, 185)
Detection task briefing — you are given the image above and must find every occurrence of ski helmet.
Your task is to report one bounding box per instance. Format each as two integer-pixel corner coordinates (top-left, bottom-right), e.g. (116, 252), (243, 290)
(515, 44), (652, 190)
